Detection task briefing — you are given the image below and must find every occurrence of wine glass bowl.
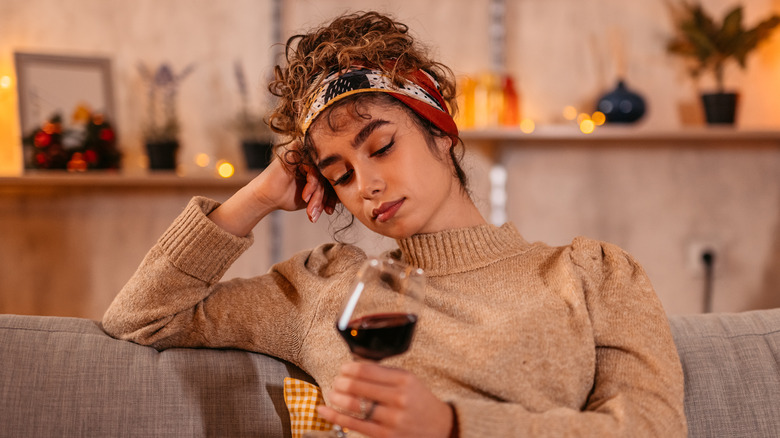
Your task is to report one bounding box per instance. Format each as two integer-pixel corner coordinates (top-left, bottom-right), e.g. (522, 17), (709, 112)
(337, 257), (425, 362)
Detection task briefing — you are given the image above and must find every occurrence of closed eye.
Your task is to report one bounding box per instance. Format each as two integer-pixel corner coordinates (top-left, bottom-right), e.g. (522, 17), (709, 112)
(332, 169), (353, 186)
(371, 138), (395, 157)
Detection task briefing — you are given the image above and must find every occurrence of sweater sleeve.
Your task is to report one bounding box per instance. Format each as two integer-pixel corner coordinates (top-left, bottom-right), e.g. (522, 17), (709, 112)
(449, 237), (687, 438)
(101, 196), (364, 364)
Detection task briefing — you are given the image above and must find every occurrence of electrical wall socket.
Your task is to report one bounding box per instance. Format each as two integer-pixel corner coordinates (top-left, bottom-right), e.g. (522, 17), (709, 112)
(687, 241), (718, 274)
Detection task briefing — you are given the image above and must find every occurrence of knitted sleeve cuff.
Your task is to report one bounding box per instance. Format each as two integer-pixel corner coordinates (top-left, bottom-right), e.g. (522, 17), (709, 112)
(157, 196), (254, 283)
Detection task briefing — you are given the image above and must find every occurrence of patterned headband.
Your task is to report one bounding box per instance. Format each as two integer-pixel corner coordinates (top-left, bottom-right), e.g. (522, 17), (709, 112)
(300, 66), (458, 143)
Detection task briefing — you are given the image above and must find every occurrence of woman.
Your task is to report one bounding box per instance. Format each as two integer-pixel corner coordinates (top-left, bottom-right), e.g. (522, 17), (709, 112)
(103, 11), (687, 438)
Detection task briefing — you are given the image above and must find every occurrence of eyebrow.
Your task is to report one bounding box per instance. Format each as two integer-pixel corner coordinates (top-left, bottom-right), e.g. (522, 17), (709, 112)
(316, 119), (391, 171)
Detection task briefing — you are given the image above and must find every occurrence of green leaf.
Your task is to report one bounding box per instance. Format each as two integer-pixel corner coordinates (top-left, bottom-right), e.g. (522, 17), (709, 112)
(717, 6), (743, 54)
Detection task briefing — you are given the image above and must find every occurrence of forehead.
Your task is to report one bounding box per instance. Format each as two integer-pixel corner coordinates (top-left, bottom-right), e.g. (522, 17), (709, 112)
(306, 100), (414, 149)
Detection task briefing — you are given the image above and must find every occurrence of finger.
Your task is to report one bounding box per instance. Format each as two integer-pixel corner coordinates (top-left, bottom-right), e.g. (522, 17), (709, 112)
(301, 168), (319, 203)
(323, 188), (339, 215)
(317, 405), (385, 438)
(306, 180), (325, 223)
(327, 390), (382, 421)
(331, 375), (402, 408)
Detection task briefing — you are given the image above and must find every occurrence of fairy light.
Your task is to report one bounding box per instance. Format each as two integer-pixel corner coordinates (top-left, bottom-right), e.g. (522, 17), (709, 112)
(195, 153), (210, 168)
(579, 119), (595, 134)
(519, 118), (535, 134)
(591, 111), (606, 126)
(0, 76), (11, 89)
(217, 160), (235, 178)
(563, 106), (578, 121)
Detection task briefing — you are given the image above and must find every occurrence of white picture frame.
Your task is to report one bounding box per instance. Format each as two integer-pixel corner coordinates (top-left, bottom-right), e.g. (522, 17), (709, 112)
(14, 52), (116, 136)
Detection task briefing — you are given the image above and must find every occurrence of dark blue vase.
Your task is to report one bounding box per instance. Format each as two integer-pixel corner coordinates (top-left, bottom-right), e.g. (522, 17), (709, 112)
(596, 79), (646, 123)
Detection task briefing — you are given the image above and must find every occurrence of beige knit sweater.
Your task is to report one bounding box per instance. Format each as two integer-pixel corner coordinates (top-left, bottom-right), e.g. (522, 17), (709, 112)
(103, 197), (687, 437)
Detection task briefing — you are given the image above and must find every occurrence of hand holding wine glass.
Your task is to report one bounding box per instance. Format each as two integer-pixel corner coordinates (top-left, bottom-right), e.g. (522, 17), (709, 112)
(309, 257), (426, 438)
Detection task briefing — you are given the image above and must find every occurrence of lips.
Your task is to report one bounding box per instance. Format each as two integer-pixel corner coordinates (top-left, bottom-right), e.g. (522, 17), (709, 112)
(372, 198), (405, 223)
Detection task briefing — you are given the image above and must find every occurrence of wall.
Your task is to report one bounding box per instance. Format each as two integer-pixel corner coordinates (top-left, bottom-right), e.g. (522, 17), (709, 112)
(3, 0), (780, 175)
(1, 0), (780, 317)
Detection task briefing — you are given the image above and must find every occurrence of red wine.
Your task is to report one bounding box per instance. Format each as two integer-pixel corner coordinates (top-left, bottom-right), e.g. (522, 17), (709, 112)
(337, 313), (417, 361)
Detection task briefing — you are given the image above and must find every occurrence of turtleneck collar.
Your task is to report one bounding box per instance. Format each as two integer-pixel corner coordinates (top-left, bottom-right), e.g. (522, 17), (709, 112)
(393, 222), (529, 276)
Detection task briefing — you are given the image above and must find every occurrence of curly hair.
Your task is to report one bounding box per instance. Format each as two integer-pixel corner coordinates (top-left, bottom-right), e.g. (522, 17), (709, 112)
(265, 11), (468, 240)
(267, 11), (458, 142)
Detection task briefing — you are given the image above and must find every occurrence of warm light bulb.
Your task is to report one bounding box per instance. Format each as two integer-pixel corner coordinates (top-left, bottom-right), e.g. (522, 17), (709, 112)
(195, 153), (210, 168)
(519, 119), (535, 134)
(563, 106), (577, 121)
(577, 113), (591, 125)
(591, 111), (606, 126)
(217, 160), (235, 178)
(0, 75), (11, 89)
(579, 119), (595, 134)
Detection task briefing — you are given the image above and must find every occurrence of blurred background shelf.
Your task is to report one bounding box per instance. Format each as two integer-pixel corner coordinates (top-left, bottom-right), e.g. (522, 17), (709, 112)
(0, 172), (256, 191)
(461, 126), (780, 144)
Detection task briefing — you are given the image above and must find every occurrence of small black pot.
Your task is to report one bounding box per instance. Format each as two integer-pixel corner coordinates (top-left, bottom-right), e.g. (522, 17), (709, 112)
(146, 140), (179, 170)
(241, 140), (273, 170)
(701, 92), (738, 125)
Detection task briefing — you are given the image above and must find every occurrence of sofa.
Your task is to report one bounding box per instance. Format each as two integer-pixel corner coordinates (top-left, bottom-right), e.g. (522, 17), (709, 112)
(1, 309), (779, 437)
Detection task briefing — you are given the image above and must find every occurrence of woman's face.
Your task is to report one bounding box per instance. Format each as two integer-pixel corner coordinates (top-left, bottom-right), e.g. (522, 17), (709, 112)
(307, 101), (471, 239)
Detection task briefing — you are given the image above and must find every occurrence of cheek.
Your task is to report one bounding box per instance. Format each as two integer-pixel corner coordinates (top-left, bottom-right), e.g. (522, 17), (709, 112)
(333, 187), (363, 215)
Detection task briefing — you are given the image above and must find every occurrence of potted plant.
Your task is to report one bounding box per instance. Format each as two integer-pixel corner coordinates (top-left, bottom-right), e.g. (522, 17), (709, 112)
(667, 2), (780, 124)
(138, 62), (194, 169)
(233, 61), (273, 170)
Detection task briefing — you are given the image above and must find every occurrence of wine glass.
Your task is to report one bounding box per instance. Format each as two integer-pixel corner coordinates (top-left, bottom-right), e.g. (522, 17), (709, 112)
(309, 257), (425, 438)
(337, 257), (425, 362)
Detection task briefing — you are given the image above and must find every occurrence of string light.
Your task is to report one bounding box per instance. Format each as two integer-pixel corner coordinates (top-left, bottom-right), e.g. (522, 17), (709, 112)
(195, 153), (210, 168)
(591, 111), (606, 126)
(519, 118), (535, 134)
(217, 160), (235, 178)
(563, 106), (578, 121)
(579, 119), (595, 134)
(0, 75), (11, 89)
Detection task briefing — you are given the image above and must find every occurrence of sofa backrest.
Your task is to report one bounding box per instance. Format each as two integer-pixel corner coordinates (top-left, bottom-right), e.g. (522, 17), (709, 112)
(669, 308), (780, 438)
(0, 314), (312, 437)
(3, 309), (779, 437)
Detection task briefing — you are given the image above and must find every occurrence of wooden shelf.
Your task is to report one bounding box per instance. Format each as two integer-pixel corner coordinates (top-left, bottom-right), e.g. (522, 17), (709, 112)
(460, 125), (780, 144)
(0, 171), (257, 191)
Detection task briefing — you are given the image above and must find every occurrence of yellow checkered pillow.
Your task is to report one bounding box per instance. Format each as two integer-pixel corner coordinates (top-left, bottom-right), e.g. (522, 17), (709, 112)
(283, 377), (333, 438)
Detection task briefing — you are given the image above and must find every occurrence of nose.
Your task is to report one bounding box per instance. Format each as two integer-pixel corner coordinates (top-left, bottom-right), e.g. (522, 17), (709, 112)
(356, 166), (384, 199)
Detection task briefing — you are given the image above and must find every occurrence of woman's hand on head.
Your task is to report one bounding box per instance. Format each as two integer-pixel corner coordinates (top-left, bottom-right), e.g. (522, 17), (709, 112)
(318, 362), (455, 438)
(208, 148), (338, 237)
(247, 150), (338, 222)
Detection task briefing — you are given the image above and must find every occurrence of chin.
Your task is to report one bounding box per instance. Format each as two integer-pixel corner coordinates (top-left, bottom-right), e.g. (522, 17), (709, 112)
(366, 221), (417, 240)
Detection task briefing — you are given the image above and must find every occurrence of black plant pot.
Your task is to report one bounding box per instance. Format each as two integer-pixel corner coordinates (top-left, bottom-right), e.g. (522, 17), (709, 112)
(701, 92), (738, 125)
(241, 140), (273, 170)
(146, 140), (179, 170)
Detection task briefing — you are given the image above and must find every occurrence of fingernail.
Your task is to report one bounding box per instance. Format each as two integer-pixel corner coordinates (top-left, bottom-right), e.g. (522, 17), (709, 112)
(311, 209), (321, 223)
(304, 192), (312, 203)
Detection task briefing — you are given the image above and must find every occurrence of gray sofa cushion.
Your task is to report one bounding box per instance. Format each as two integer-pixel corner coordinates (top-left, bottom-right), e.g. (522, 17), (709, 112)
(0, 314), (312, 437)
(669, 309), (780, 438)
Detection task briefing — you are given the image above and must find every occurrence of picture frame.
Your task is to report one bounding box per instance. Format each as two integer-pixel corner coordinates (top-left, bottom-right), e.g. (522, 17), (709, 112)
(14, 52), (116, 137)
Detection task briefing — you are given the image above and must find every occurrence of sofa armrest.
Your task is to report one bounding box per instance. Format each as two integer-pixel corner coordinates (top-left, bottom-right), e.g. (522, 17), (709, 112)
(0, 314), (312, 437)
(669, 308), (780, 438)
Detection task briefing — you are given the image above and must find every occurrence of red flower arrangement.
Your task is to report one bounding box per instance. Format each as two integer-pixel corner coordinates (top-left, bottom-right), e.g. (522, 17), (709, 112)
(23, 106), (121, 171)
